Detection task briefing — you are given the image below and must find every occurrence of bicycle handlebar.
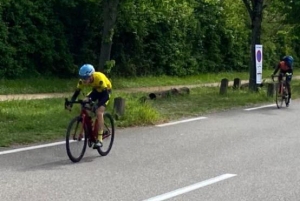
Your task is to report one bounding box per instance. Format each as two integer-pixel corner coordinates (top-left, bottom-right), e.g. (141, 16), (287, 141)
(271, 73), (288, 82)
(64, 98), (94, 111)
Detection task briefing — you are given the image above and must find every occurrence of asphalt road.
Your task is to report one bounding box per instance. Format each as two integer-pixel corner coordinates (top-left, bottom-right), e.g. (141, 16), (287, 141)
(1, 100), (300, 201)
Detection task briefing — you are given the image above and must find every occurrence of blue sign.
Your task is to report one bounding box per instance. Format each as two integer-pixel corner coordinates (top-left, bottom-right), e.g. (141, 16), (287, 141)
(256, 50), (262, 62)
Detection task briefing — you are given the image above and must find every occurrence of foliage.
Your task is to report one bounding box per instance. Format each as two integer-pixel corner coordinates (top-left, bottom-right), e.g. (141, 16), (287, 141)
(0, 0), (299, 78)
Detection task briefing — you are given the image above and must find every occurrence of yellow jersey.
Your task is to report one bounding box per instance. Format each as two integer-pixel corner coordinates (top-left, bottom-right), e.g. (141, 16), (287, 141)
(76, 72), (112, 92)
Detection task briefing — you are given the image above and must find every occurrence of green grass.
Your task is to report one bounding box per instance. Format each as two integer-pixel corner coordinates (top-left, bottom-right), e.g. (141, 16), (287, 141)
(2, 69), (298, 94)
(0, 71), (300, 147)
(0, 98), (72, 147)
(150, 87), (272, 119)
(0, 92), (162, 147)
(2, 80), (300, 147)
(0, 77), (78, 94)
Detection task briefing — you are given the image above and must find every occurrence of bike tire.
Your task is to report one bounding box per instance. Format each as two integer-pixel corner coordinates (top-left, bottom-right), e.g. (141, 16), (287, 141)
(283, 87), (289, 107)
(275, 83), (283, 109)
(97, 113), (115, 156)
(66, 116), (88, 162)
(284, 89), (289, 107)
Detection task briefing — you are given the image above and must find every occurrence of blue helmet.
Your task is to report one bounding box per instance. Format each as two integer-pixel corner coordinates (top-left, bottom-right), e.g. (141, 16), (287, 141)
(282, 56), (294, 67)
(79, 64), (95, 80)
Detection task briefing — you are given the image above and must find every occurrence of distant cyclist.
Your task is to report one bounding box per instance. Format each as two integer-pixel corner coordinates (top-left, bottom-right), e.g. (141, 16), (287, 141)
(271, 55), (294, 106)
(66, 64), (112, 148)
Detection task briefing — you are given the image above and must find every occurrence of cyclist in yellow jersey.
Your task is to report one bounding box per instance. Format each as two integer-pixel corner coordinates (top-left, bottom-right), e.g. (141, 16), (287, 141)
(66, 64), (112, 148)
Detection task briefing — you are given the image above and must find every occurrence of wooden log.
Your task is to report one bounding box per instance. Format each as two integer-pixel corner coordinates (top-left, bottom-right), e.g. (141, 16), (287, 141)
(178, 87), (190, 95)
(219, 78), (229, 95)
(233, 78), (241, 89)
(267, 83), (275, 97)
(149, 88), (179, 100)
(113, 97), (125, 119)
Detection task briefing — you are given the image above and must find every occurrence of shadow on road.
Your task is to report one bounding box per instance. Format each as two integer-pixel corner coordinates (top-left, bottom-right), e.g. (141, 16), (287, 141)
(19, 155), (100, 172)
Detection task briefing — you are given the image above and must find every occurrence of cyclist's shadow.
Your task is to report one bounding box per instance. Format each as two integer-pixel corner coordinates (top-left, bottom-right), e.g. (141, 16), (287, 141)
(20, 155), (100, 172)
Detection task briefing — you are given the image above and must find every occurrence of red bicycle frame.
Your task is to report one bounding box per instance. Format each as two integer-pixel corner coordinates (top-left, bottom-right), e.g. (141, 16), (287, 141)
(65, 98), (110, 141)
(80, 107), (99, 142)
(278, 75), (286, 95)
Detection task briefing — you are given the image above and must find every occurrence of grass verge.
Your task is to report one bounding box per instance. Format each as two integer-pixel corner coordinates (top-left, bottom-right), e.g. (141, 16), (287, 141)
(1, 80), (300, 147)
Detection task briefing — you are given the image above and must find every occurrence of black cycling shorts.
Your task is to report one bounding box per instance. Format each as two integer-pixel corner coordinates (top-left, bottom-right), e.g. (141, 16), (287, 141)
(279, 71), (293, 83)
(87, 89), (111, 107)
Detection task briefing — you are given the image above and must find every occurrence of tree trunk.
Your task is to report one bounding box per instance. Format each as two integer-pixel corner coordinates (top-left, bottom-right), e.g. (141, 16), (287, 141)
(242, 0), (264, 91)
(249, 0), (263, 91)
(98, 0), (119, 72)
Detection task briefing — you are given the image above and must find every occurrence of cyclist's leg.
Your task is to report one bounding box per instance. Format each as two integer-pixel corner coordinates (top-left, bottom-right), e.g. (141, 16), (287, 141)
(86, 89), (98, 102)
(86, 89), (99, 143)
(286, 73), (293, 103)
(277, 73), (283, 93)
(96, 90), (110, 134)
(94, 90), (110, 147)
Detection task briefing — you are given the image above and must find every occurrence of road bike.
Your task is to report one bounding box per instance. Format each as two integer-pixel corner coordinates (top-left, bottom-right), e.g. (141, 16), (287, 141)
(272, 73), (289, 109)
(64, 98), (115, 163)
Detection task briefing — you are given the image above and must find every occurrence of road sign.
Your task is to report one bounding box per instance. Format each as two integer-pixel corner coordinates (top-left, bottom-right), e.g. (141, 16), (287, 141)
(255, 45), (263, 84)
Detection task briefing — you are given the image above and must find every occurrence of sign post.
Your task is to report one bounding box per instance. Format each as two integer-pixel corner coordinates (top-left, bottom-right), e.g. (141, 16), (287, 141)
(255, 44), (263, 84)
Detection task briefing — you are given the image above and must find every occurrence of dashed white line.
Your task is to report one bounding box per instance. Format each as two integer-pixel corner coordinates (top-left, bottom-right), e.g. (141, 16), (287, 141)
(244, 104), (276, 111)
(0, 103), (275, 155)
(143, 173), (237, 201)
(0, 141), (67, 155)
(156, 117), (207, 127)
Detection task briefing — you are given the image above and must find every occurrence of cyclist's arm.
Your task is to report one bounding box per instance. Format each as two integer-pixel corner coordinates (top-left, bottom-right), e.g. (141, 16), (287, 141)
(272, 63), (280, 75)
(71, 89), (81, 102)
(71, 80), (83, 102)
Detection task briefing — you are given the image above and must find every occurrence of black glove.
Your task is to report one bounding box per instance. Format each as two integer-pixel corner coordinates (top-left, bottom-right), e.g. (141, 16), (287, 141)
(271, 74), (275, 81)
(64, 99), (73, 110)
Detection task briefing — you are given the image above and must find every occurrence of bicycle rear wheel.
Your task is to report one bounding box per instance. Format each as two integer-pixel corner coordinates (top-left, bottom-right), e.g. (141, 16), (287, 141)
(66, 116), (88, 162)
(275, 83), (284, 109)
(283, 89), (289, 107)
(97, 113), (115, 156)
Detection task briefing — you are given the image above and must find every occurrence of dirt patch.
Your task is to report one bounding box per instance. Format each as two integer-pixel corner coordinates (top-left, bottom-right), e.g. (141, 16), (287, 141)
(0, 93), (70, 101)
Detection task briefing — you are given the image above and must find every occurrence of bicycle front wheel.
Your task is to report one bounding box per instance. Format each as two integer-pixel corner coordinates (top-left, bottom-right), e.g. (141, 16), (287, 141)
(66, 116), (88, 162)
(275, 83), (283, 109)
(97, 113), (115, 156)
(283, 86), (289, 107)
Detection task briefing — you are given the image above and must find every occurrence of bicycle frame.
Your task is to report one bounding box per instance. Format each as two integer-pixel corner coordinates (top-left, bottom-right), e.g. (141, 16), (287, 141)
(65, 98), (99, 142)
(272, 73), (289, 108)
(273, 74), (287, 95)
(81, 108), (112, 141)
(65, 98), (111, 142)
(65, 98), (115, 162)
(80, 109), (99, 142)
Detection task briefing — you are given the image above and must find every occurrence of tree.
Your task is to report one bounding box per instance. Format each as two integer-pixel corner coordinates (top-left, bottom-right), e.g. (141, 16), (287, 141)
(242, 0), (264, 91)
(98, 0), (120, 72)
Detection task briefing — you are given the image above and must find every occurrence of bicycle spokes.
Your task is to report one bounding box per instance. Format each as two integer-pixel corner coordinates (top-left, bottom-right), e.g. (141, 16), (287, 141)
(275, 83), (284, 109)
(102, 130), (110, 140)
(73, 133), (84, 141)
(66, 117), (88, 163)
(97, 113), (115, 156)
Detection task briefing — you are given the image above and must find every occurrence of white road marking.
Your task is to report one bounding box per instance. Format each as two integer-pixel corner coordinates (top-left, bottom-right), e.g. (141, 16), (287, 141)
(0, 140), (72, 156)
(143, 173), (237, 201)
(244, 104), (276, 111)
(156, 117), (207, 127)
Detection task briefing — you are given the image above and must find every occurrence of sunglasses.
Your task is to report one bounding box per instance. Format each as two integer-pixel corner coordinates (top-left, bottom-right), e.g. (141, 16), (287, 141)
(80, 75), (91, 80)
